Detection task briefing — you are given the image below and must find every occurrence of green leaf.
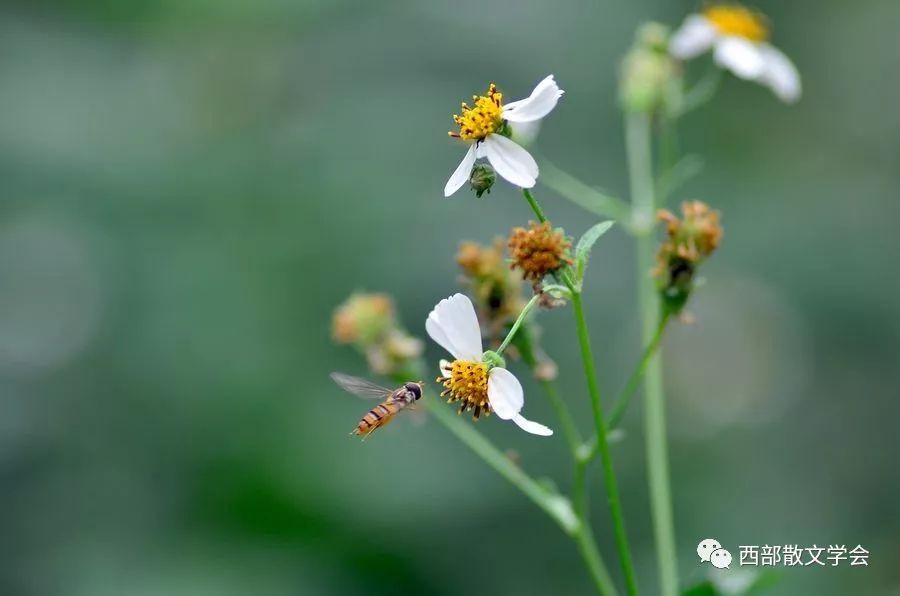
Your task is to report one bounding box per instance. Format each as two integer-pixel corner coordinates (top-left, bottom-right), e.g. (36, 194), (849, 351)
(575, 221), (615, 280)
(657, 154), (704, 203)
(681, 581), (719, 596)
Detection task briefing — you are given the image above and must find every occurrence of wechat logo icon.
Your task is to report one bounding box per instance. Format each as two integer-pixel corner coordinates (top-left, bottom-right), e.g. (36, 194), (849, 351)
(698, 538), (732, 569)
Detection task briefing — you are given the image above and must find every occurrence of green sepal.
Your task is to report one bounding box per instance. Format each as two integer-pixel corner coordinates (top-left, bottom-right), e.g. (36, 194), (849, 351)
(481, 350), (506, 370)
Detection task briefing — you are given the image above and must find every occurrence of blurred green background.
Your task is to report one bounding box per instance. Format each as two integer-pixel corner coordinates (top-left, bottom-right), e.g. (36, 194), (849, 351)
(1, 0), (898, 594)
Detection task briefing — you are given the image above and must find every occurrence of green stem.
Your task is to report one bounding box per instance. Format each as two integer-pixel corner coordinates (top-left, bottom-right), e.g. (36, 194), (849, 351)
(520, 187), (636, 594)
(608, 312), (670, 429)
(496, 294), (542, 356)
(582, 311), (670, 462)
(572, 456), (619, 596)
(421, 396), (577, 534)
(422, 393), (617, 596)
(515, 325), (582, 453)
(513, 326), (616, 596)
(625, 111), (678, 596)
(571, 292), (640, 596)
(522, 188), (548, 223)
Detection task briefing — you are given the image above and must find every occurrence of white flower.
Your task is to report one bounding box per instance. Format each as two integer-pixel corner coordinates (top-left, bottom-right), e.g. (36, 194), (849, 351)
(426, 293), (553, 436)
(669, 6), (801, 103)
(444, 75), (564, 197)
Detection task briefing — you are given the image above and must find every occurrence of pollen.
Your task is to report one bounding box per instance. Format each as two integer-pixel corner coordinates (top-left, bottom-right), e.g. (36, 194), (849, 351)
(438, 360), (491, 420)
(703, 5), (769, 42)
(449, 84), (504, 141)
(507, 221), (574, 282)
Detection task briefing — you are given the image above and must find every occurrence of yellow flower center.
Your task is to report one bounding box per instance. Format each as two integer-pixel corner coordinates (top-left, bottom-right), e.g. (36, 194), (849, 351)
(438, 359), (491, 419)
(449, 84), (504, 142)
(704, 5), (769, 42)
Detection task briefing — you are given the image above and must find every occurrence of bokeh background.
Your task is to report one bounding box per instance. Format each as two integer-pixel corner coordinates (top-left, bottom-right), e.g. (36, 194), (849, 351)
(1, 0), (899, 594)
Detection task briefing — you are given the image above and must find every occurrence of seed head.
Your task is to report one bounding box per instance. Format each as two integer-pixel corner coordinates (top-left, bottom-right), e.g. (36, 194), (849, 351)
(332, 292), (423, 376)
(456, 239), (526, 341)
(654, 200), (723, 314)
(332, 293), (394, 345)
(507, 221), (573, 282)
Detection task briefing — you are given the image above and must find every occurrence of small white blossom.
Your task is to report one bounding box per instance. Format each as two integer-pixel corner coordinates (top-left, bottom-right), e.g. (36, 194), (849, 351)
(445, 75), (564, 197)
(426, 293), (553, 436)
(670, 6), (801, 103)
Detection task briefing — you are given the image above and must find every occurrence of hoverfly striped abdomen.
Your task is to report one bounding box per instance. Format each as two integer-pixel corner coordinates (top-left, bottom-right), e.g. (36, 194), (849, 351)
(353, 399), (401, 436)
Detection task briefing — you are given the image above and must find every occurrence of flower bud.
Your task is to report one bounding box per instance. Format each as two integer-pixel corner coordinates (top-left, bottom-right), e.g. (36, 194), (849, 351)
(619, 22), (679, 114)
(469, 162), (496, 198)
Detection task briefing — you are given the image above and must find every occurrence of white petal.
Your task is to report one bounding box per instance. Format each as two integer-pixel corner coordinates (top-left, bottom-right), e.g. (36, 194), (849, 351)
(508, 119), (541, 146)
(511, 414), (553, 436)
(502, 75), (564, 123)
(481, 135), (538, 189)
(713, 36), (766, 80)
(487, 367), (524, 420)
(669, 14), (717, 60)
(759, 43), (801, 103)
(425, 294), (483, 361)
(443, 144), (477, 197)
(439, 359), (452, 376)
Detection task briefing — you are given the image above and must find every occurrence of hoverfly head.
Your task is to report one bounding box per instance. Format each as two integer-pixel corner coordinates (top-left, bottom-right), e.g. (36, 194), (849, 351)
(404, 382), (423, 401)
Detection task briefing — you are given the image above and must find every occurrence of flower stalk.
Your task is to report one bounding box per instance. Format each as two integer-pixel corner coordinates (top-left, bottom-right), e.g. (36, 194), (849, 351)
(397, 373), (617, 596)
(625, 111), (678, 596)
(522, 188), (548, 223)
(571, 291), (640, 596)
(419, 393), (576, 532)
(520, 187), (640, 596)
(608, 312), (670, 429)
(496, 293), (542, 356)
(514, 324), (582, 453)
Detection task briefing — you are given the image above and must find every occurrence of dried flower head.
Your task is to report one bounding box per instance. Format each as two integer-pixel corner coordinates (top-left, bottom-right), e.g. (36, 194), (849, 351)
(332, 292), (423, 376)
(654, 200), (723, 313)
(456, 240), (526, 340)
(657, 200), (722, 263)
(508, 221), (574, 282)
(332, 293), (394, 345)
(365, 329), (424, 376)
(457, 239), (505, 279)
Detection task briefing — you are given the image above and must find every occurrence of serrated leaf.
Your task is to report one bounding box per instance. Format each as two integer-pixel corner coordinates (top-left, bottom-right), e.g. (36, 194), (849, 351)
(575, 220), (615, 280)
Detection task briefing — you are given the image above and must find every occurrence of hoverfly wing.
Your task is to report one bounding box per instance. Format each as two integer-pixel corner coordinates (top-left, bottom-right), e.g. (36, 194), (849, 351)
(330, 372), (393, 400)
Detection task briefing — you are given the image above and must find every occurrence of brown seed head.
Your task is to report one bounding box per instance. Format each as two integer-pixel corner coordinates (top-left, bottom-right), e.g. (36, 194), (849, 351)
(507, 221), (574, 282)
(653, 201), (723, 314)
(656, 200), (723, 269)
(456, 239), (526, 340)
(331, 293), (395, 345)
(457, 240), (505, 279)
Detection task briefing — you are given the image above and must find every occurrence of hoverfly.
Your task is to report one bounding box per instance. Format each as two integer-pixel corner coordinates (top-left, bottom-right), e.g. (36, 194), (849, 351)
(330, 373), (423, 438)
